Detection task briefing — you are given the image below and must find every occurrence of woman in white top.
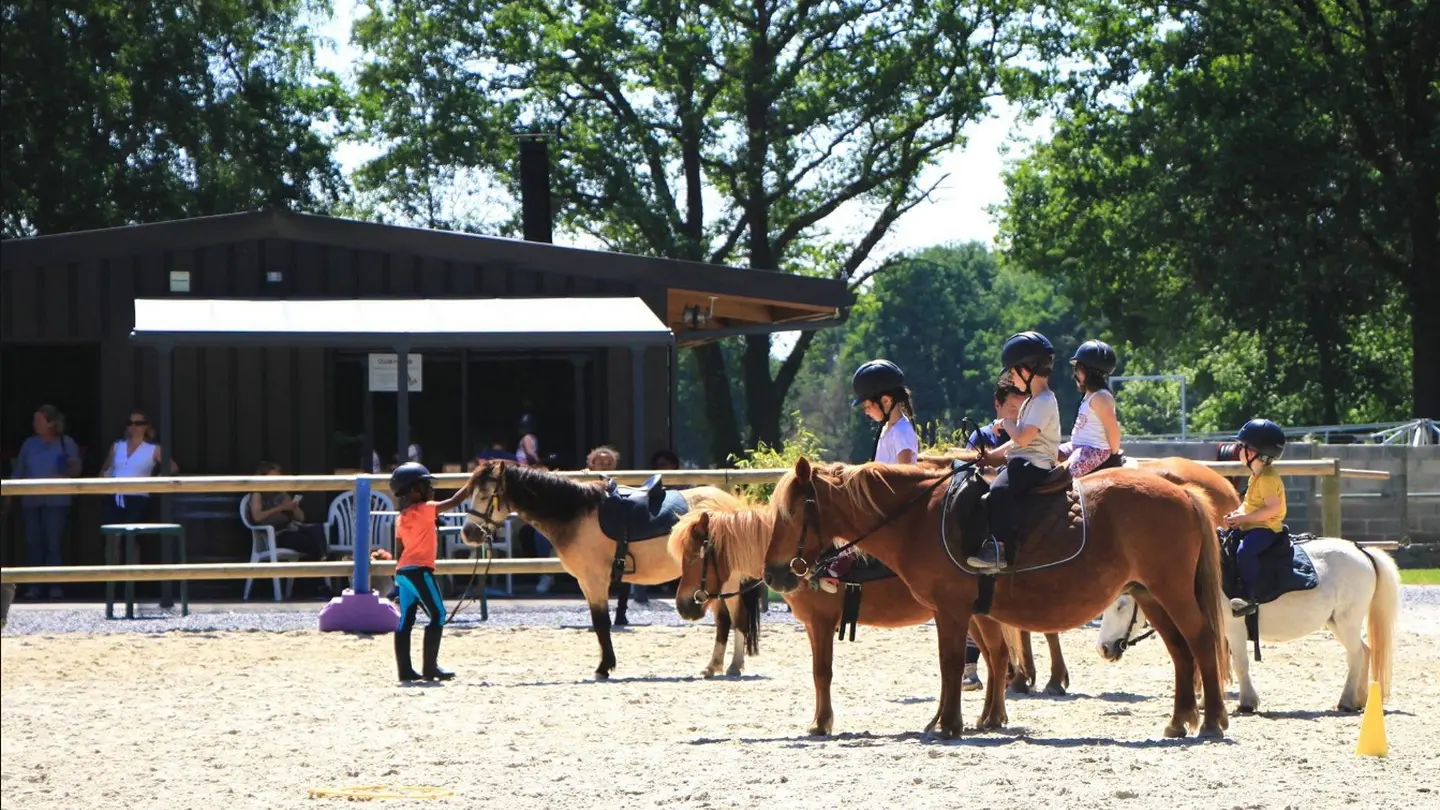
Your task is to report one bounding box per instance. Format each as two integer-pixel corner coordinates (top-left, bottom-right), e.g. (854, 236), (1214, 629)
(1060, 340), (1123, 476)
(815, 360), (920, 592)
(98, 410), (178, 525)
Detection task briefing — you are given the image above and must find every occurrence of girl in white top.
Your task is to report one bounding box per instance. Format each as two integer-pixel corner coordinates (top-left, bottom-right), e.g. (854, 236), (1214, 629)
(816, 360), (920, 592)
(99, 410), (177, 522)
(1060, 340), (1123, 477)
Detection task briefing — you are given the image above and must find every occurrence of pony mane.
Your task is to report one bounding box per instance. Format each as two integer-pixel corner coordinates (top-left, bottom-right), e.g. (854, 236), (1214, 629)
(493, 462), (606, 524)
(669, 498), (774, 579)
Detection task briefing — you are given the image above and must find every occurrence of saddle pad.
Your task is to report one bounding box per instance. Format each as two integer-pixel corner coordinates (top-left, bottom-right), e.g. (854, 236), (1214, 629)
(839, 554), (898, 585)
(598, 488), (690, 543)
(1223, 538), (1319, 604)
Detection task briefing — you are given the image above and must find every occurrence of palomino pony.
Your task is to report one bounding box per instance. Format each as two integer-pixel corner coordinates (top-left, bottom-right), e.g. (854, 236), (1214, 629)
(460, 460), (750, 680)
(669, 504), (1022, 736)
(764, 456), (1232, 739)
(1098, 536), (1400, 713)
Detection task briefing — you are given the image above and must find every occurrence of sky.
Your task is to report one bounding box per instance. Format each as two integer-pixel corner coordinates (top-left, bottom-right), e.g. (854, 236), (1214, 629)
(311, 1), (1051, 262)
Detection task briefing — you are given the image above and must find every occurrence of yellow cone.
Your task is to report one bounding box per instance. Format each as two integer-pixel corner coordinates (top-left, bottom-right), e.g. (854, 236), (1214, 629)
(1355, 681), (1388, 758)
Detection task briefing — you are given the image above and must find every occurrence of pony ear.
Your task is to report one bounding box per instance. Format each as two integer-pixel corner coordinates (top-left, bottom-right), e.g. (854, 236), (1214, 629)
(696, 510), (711, 534)
(795, 456), (813, 481)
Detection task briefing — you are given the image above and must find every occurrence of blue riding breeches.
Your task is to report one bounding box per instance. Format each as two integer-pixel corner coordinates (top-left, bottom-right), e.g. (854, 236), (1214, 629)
(1235, 528), (1279, 597)
(396, 567), (447, 631)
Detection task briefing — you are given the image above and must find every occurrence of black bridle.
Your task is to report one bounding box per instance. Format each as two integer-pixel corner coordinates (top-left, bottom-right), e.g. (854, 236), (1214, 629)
(690, 525), (764, 604)
(1115, 596), (1156, 652)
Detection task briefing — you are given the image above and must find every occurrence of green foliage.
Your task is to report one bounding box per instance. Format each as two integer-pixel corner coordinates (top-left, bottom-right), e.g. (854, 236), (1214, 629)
(728, 413), (828, 503)
(1, 0), (349, 236)
(1001, 0), (1436, 424)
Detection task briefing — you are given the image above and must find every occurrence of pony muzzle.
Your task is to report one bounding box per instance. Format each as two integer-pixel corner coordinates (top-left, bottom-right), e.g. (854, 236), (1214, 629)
(764, 564), (800, 594)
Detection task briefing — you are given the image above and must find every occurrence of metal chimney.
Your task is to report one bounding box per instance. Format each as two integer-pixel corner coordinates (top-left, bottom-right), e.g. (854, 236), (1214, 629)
(518, 134), (553, 243)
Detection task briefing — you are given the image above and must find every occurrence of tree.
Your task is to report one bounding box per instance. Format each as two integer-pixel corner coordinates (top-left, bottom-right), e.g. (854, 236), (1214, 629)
(783, 241), (1099, 458)
(1, 0), (349, 237)
(350, 0), (1050, 461)
(1001, 1), (1438, 423)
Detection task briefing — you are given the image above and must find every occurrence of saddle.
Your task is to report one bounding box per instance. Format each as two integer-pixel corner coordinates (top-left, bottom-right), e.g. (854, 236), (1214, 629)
(598, 475), (689, 543)
(1220, 526), (1319, 662)
(939, 461), (1087, 613)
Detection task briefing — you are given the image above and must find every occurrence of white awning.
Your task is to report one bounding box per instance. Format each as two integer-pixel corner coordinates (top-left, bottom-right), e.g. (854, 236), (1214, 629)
(129, 297), (673, 348)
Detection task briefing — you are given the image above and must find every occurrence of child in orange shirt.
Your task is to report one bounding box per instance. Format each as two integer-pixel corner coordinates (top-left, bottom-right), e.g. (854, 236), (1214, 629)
(390, 462), (482, 682)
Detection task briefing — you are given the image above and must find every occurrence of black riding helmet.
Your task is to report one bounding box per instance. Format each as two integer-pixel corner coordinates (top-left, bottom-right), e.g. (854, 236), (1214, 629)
(851, 359), (906, 407)
(1236, 419), (1286, 461)
(390, 461), (435, 498)
(1070, 340), (1118, 375)
(1001, 331), (1055, 371)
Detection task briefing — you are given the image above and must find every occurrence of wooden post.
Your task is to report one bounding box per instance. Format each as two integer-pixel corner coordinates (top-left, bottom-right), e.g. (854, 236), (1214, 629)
(1321, 458), (1342, 538)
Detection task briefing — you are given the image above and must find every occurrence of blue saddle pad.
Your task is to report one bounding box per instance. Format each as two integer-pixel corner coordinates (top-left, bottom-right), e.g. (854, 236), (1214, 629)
(1222, 530), (1319, 604)
(597, 476), (690, 543)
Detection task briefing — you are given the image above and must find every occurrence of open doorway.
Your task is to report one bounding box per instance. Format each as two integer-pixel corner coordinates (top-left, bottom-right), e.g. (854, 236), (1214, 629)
(1, 343), (102, 567)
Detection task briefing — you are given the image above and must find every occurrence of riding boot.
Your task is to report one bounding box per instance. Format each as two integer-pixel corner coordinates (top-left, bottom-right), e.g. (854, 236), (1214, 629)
(422, 623), (454, 681)
(394, 630), (423, 681)
(1229, 596), (1259, 617)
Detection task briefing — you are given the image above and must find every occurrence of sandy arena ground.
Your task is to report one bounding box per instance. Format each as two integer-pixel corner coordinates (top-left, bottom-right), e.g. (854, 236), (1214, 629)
(3, 602), (1438, 810)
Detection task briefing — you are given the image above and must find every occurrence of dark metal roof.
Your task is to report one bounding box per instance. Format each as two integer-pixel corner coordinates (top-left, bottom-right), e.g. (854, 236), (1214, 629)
(1, 208), (854, 311)
(129, 297), (673, 349)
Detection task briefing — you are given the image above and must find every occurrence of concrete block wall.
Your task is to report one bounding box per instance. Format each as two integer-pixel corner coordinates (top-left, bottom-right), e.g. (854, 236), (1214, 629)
(1120, 441), (1439, 544)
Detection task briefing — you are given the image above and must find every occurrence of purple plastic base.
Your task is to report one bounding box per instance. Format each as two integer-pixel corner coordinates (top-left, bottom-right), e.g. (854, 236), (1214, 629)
(317, 590), (402, 633)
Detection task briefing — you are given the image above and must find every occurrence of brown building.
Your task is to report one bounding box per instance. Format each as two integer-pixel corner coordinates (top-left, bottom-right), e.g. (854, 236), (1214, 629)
(0, 209), (851, 567)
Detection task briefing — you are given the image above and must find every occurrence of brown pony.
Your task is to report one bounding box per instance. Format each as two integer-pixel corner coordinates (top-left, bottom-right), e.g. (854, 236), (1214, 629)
(669, 503), (1022, 736)
(764, 456), (1231, 740)
(460, 460), (742, 680)
(1006, 456), (1242, 693)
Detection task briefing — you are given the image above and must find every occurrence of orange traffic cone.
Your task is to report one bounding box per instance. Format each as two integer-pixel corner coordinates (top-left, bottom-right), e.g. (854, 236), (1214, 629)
(1355, 681), (1388, 758)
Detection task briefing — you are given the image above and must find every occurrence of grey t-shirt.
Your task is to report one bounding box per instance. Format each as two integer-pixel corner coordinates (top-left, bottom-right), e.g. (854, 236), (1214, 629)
(1007, 389), (1061, 469)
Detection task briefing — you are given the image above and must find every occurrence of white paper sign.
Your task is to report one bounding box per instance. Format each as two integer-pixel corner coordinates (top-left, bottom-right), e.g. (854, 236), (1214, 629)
(368, 354), (423, 392)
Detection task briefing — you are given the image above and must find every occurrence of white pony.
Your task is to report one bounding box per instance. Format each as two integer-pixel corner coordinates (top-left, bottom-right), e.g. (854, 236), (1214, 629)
(1096, 537), (1400, 713)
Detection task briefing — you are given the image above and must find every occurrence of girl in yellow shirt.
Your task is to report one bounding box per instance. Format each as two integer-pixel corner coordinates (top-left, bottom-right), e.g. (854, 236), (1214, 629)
(1224, 419), (1288, 617)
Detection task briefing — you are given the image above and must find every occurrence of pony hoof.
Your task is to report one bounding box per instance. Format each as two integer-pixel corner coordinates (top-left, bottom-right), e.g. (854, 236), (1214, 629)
(807, 725), (831, 737)
(1198, 723), (1226, 740)
(1044, 682), (1067, 697)
(1337, 703), (1362, 713)
(701, 669), (717, 680)
(595, 670), (612, 681)
(1236, 704), (1256, 715)
(1007, 681), (1032, 695)
(725, 666), (743, 677)
(1163, 723), (1188, 739)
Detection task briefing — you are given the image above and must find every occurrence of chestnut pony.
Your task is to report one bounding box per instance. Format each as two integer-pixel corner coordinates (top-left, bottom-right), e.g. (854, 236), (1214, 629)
(460, 460), (743, 680)
(670, 504), (1021, 736)
(763, 456), (1231, 740)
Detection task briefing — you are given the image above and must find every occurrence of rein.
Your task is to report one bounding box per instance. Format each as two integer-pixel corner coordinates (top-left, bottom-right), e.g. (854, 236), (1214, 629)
(788, 464), (967, 580)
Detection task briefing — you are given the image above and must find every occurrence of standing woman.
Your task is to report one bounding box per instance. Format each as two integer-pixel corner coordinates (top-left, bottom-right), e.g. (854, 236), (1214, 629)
(98, 410), (178, 527)
(515, 413), (541, 466)
(11, 405), (82, 599)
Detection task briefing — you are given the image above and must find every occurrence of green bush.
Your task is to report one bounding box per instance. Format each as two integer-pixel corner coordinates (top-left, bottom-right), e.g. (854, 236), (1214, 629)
(728, 412), (828, 502)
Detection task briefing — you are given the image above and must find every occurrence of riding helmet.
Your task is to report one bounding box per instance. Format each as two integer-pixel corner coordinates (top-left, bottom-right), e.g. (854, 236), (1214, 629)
(1001, 331), (1055, 371)
(390, 462), (435, 497)
(851, 359), (906, 406)
(1069, 340), (1118, 375)
(1236, 419), (1286, 461)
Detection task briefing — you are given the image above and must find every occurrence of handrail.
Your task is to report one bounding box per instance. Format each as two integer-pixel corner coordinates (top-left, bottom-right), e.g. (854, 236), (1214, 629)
(0, 458), (1388, 498)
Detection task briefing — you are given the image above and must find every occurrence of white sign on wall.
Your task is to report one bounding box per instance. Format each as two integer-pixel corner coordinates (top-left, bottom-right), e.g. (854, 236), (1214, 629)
(368, 354), (423, 392)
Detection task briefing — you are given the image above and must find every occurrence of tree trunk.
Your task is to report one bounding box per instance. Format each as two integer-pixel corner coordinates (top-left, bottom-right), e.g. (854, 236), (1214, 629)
(743, 334), (782, 448)
(693, 342), (745, 465)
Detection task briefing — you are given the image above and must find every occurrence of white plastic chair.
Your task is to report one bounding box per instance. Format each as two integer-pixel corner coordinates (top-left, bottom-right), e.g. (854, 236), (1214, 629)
(239, 494), (302, 601)
(324, 489), (397, 559)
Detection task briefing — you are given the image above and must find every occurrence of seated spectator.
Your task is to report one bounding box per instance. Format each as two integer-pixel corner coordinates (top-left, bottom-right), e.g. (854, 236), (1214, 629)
(649, 449), (680, 470)
(247, 461), (332, 597)
(586, 445), (621, 471)
(474, 434), (514, 464)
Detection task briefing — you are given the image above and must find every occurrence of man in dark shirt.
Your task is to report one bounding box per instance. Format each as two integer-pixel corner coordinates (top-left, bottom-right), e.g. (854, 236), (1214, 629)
(968, 377), (1024, 455)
